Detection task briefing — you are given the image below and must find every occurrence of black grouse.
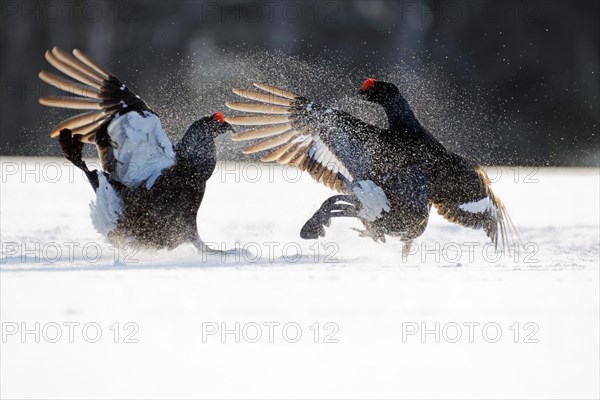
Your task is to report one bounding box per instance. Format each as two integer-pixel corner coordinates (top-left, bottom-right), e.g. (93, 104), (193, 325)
(38, 47), (232, 252)
(224, 80), (516, 250)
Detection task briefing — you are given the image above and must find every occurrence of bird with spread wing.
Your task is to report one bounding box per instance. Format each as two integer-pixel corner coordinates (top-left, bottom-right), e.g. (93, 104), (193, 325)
(38, 47), (233, 252)
(224, 80), (517, 251)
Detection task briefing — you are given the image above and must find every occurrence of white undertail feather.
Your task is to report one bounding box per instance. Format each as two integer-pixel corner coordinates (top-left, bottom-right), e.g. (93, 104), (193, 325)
(459, 196), (496, 215)
(435, 169), (520, 254)
(459, 192), (519, 253)
(107, 111), (175, 189)
(352, 180), (391, 222)
(90, 172), (123, 236)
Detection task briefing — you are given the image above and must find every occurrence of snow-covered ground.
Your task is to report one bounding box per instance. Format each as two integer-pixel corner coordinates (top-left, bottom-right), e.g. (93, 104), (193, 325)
(1, 158), (598, 399)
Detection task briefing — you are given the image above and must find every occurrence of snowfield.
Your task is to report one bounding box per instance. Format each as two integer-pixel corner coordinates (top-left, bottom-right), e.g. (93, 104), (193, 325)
(1, 157), (598, 399)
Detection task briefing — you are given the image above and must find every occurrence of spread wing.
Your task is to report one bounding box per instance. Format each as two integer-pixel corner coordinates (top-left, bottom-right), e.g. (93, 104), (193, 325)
(38, 47), (175, 189)
(225, 83), (386, 193)
(434, 165), (518, 251)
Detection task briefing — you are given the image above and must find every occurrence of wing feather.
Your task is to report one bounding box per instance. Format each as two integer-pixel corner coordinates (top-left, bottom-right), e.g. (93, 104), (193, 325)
(39, 47), (174, 188)
(39, 96), (105, 110)
(72, 48), (111, 78)
(261, 142), (297, 162)
(276, 144), (303, 165)
(51, 47), (106, 83)
(44, 50), (102, 89)
(232, 88), (293, 106)
(226, 114), (290, 125)
(70, 116), (112, 136)
(39, 71), (100, 99)
(225, 101), (291, 115)
(48, 111), (106, 138)
(243, 131), (300, 154)
(226, 83), (384, 192)
(232, 124), (293, 141)
(252, 83), (300, 100)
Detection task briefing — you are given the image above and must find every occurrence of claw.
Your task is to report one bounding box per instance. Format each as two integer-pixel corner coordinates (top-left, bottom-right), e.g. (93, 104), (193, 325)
(350, 227), (385, 243)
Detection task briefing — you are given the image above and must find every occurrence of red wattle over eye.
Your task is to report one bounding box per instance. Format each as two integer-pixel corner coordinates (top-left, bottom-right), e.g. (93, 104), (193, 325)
(361, 78), (376, 92)
(212, 112), (225, 123)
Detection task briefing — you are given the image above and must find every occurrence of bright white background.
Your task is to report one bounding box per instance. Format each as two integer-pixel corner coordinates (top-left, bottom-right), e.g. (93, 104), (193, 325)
(1, 159), (599, 399)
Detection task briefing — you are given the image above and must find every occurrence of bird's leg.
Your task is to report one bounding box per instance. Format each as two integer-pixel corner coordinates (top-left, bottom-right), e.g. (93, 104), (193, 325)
(58, 129), (99, 190)
(401, 240), (414, 258)
(300, 195), (361, 239)
(349, 225), (386, 242)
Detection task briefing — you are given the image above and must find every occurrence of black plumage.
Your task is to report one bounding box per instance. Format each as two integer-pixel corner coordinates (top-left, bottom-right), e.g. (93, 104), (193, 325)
(225, 80), (516, 250)
(39, 47), (232, 252)
(359, 78), (517, 248)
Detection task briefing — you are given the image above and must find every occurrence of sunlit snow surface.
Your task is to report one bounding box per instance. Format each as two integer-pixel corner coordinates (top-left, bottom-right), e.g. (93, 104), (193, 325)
(1, 158), (598, 399)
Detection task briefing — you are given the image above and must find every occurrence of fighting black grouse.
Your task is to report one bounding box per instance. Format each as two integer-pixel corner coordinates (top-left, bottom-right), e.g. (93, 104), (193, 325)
(38, 47), (232, 252)
(224, 80), (516, 250)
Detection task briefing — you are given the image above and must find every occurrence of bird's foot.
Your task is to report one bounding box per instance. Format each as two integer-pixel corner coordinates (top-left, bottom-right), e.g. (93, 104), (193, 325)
(350, 227), (385, 243)
(401, 241), (414, 256)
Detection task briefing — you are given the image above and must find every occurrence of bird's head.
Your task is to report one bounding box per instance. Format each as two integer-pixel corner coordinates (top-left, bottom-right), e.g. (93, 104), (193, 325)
(357, 78), (400, 104)
(188, 112), (234, 137)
